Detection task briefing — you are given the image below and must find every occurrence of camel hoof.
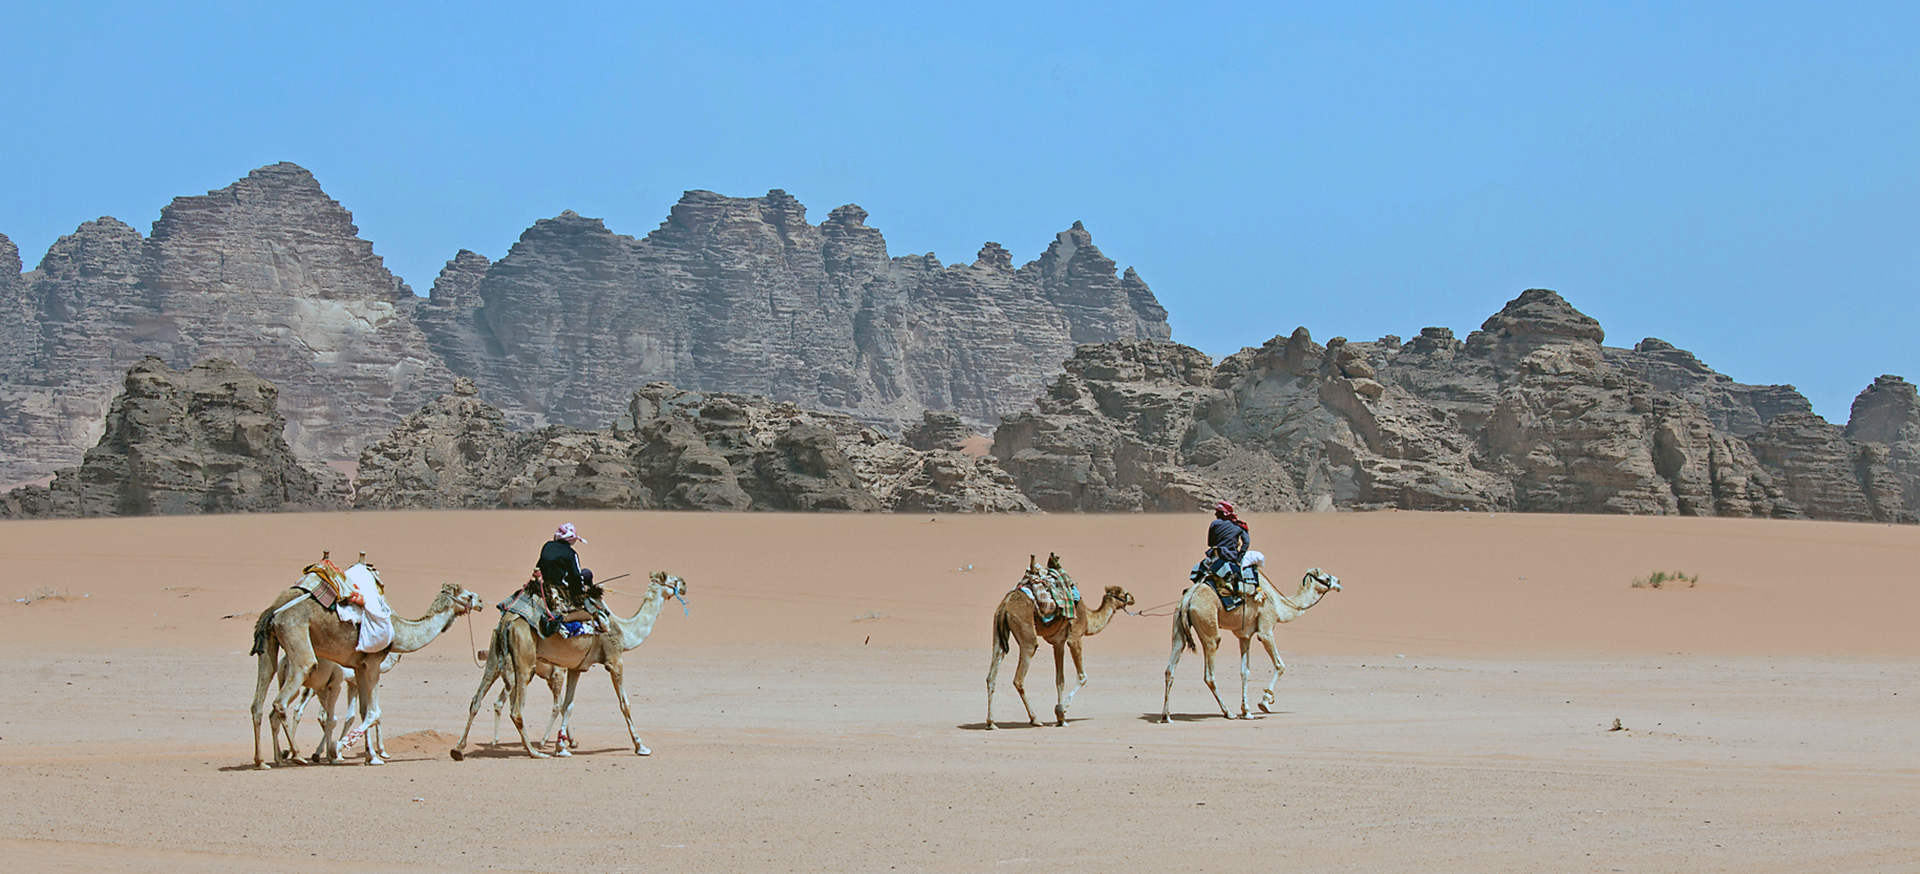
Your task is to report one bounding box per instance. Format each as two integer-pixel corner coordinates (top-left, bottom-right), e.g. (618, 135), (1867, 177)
(635, 745), (652, 756)
(449, 749), (465, 761)
(254, 762), (271, 771)
(529, 751), (550, 759)
(1258, 702), (1272, 714)
(985, 722), (997, 731)
(365, 758), (385, 766)
(555, 747), (572, 758)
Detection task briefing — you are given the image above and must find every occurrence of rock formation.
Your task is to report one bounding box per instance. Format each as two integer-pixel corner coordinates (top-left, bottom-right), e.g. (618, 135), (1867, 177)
(994, 289), (1917, 522)
(0, 166), (456, 483)
(0, 358), (345, 517)
(352, 381), (1035, 513)
(413, 197), (1170, 433)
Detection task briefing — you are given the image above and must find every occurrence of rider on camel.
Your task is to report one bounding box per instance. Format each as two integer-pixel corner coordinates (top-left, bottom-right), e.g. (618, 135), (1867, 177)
(1205, 500), (1251, 590)
(535, 523), (607, 624)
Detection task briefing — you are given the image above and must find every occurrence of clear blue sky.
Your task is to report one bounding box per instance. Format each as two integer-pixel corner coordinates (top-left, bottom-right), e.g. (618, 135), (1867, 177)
(3, 2), (1914, 421)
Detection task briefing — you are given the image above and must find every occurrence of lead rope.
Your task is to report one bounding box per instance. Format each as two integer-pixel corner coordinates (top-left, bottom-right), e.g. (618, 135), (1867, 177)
(465, 610), (485, 668)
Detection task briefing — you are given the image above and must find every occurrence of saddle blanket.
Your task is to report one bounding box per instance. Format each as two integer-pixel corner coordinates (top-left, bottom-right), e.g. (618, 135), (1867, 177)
(1018, 570), (1080, 621)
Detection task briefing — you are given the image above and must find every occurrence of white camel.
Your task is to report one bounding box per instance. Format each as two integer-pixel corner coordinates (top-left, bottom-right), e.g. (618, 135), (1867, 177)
(1161, 566), (1341, 721)
(452, 572), (686, 760)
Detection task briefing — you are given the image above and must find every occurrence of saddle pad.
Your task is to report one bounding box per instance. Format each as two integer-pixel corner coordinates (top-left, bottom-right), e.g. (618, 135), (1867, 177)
(497, 590), (545, 626)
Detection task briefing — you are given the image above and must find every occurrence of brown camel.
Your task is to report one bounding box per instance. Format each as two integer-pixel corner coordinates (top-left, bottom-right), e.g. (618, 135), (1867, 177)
(986, 558), (1135, 728)
(1161, 567), (1341, 722)
(452, 571), (687, 760)
(249, 573), (485, 769)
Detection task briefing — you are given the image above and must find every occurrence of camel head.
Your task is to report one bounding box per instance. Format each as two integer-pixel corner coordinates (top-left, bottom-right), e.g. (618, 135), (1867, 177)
(1102, 585), (1135, 609)
(438, 582), (487, 615)
(649, 571), (688, 599)
(1305, 569), (1342, 594)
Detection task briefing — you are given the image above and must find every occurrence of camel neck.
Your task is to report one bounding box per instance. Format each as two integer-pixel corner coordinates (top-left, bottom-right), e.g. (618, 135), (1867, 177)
(1083, 598), (1122, 635)
(1274, 576), (1325, 620)
(387, 596), (460, 653)
(613, 586), (670, 651)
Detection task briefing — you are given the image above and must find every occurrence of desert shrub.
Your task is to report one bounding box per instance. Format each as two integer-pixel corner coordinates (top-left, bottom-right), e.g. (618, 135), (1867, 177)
(1631, 571), (1698, 589)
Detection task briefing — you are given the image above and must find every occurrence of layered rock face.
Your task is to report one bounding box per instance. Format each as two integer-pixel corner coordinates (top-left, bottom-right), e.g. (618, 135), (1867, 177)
(353, 382), (1035, 513)
(0, 165), (456, 483)
(0, 358), (345, 517)
(995, 289), (1917, 521)
(415, 197), (1170, 432)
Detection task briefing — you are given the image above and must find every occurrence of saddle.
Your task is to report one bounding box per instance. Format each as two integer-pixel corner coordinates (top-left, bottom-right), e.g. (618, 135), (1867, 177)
(1016, 554), (1080, 622)
(1191, 556), (1260, 611)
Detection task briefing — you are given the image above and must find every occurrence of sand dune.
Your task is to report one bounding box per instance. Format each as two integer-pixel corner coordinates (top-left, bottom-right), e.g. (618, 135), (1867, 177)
(0, 510), (1914, 872)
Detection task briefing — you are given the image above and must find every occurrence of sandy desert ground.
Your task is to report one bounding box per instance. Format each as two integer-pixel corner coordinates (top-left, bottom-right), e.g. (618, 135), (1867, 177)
(0, 509), (1915, 873)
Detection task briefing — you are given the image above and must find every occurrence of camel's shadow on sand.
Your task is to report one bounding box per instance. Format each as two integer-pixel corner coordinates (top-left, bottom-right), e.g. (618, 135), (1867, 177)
(448, 744), (631, 760)
(1143, 711), (1291, 723)
(956, 718), (1090, 731)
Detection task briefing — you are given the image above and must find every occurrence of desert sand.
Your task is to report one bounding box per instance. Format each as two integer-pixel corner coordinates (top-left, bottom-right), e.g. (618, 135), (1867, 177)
(0, 509), (1915, 872)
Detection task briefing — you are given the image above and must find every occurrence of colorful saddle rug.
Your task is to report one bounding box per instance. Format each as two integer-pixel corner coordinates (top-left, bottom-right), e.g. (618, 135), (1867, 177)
(1017, 568), (1080, 622)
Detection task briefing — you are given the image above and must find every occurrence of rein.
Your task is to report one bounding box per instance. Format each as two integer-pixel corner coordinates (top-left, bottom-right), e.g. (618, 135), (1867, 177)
(1125, 599), (1180, 617)
(601, 578), (691, 617)
(465, 610), (485, 668)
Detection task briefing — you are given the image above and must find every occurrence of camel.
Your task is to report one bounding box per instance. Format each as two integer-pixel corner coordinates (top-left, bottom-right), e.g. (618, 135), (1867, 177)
(1160, 566), (1341, 722)
(986, 558), (1135, 728)
(452, 571), (687, 760)
(250, 573), (485, 769)
(276, 652), (402, 762)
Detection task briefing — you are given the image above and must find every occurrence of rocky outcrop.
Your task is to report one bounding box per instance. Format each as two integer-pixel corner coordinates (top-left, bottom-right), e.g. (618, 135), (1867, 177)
(1, 358), (345, 517)
(0, 166), (457, 483)
(992, 289), (1915, 521)
(415, 195), (1170, 433)
(351, 381), (1035, 513)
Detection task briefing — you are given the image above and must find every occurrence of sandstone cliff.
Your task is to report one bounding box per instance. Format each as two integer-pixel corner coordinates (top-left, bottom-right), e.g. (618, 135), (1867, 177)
(0, 166), (457, 483)
(994, 289), (1916, 522)
(352, 382), (1035, 513)
(1, 358), (345, 517)
(414, 197), (1170, 432)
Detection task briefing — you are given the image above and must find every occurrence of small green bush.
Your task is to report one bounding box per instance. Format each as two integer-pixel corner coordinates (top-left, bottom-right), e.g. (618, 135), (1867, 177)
(1631, 571), (1698, 589)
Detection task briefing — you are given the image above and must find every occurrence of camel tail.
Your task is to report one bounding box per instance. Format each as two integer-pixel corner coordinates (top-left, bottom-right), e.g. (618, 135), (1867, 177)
(1173, 587), (1198, 653)
(993, 606), (1012, 655)
(250, 607), (275, 657)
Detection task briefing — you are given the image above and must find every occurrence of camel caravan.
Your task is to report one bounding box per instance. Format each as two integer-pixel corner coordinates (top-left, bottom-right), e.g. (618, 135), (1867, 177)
(248, 525), (693, 769)
(247, 505), (1339, 768)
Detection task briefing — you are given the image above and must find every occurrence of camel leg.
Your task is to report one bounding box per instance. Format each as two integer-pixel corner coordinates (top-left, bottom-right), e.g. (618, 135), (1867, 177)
(249, 639), (281, 770)
(545, 669), (581, 757)
(986, 633), (1007, 730)
(311, 679), (344, 763)
(491, 684), (508, 744)
(1058, 637), (1088, 722)
(1237, 634), (1253, 719)
(1199, 630), (1232, 719)
(1051, 641), (1068, 726)
(1011, 639), (1040, 726)
(1161, 621), (1186, 724)
(340, 659), (384, 765)
(605, 657), (650, 756)
(270, 638), (321, 767)
(1256, 627), (1286, 713)
(544, 668), (576, 748)
(506, 632), (549, 759)
(455, 635), (508, 759)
